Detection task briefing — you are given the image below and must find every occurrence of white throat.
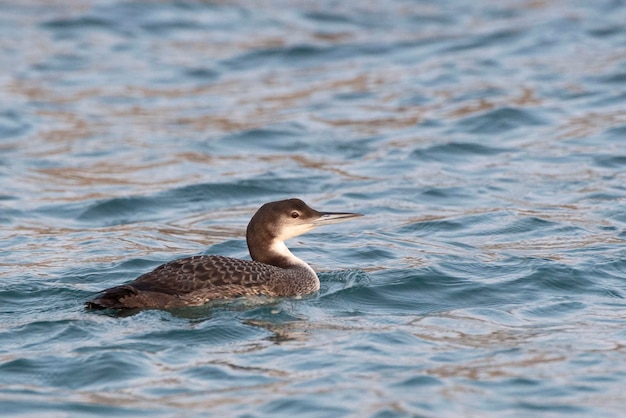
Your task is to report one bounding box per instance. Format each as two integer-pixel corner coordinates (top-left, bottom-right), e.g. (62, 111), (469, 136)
(269, 240), (317, 276)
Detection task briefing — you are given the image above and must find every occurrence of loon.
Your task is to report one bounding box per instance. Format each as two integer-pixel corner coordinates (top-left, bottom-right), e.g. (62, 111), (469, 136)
(86, 198), (362, 310)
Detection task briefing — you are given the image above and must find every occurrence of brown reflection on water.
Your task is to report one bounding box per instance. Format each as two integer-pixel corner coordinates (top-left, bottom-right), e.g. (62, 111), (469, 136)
(446, 86), (542, 119)
(405, 309), (626, 391)
(0, 216), (248, 279)
(555, 109), (626, 141)
(32, 159), (198, 190)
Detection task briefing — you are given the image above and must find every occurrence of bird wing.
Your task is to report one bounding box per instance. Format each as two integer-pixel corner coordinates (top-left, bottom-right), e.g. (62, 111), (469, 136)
(131, 255), (285, 298)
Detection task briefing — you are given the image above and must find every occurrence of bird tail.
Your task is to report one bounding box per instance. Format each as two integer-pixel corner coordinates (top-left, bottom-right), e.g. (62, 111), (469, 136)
(85, 285), (138, 310)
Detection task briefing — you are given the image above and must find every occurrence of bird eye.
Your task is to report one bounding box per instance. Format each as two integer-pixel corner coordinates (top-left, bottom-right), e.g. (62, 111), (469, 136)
(290, 211), (300, 218)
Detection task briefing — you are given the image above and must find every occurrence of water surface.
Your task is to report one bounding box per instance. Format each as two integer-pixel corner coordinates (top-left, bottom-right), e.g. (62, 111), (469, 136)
(1, 0), (626, 416)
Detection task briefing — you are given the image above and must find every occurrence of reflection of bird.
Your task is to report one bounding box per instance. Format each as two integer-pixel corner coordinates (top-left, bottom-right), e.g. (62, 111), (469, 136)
(86, 198), (362, 310)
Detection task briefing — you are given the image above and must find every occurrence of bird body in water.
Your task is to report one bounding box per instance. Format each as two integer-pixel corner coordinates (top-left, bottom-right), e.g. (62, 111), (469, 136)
(86, 198), (362, 310)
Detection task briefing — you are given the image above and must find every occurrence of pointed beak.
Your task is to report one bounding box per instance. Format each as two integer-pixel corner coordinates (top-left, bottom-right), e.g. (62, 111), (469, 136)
(313, 211), (364, 226)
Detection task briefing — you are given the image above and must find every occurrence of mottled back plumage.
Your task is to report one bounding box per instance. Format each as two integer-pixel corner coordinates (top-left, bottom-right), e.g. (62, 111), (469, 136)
(87, 255), (316, 309)
(86, 198), (362, 310)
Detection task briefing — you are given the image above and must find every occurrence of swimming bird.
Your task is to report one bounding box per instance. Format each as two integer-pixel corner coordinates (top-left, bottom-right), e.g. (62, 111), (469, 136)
(86, 198), (362, 310)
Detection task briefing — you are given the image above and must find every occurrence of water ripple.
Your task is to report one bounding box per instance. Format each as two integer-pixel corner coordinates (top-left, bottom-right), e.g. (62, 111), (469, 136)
(2, 0), (626, 416)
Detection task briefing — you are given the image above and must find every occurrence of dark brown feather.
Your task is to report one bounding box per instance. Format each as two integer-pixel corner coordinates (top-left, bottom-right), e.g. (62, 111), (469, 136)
(86, 255), (316, 310)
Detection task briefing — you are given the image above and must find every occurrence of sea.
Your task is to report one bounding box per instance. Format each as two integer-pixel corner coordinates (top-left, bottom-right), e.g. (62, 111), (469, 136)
(1, 0), (626, 416)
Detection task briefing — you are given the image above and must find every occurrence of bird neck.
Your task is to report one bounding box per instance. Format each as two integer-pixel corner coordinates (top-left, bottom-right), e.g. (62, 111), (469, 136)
(250, 239), (308, 270)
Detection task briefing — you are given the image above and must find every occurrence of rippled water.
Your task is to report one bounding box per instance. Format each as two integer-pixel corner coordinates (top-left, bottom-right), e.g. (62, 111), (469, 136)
(2, 0), (626, 416)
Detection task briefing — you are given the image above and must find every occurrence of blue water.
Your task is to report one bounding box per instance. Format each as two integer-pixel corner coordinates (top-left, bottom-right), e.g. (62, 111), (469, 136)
(1, 0), (626, 416)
